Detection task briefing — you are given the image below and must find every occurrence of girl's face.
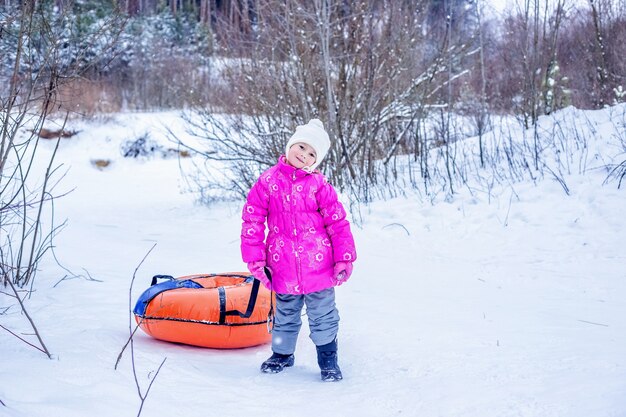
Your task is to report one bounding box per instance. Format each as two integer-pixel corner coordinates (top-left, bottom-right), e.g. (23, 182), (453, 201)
(286, 142), (317, 169)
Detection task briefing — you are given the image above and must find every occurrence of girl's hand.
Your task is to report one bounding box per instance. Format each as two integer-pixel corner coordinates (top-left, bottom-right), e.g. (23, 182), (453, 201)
(333, 262), (353, 286)
(247, 261), (271, 289)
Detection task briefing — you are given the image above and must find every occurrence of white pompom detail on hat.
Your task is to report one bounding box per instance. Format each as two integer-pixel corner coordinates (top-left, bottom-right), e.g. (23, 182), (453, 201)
(285, 118), (331, 172)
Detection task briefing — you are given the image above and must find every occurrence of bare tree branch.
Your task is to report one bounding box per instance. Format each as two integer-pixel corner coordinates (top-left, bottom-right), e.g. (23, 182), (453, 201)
(1, 278), (51, 358)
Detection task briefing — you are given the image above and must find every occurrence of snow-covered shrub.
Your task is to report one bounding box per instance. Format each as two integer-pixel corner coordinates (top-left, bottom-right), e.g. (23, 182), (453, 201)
(121, 132), (185, 159)
(121, 133), (161, 158)
(0, 1), (124, 358)
(614, 86), (625, 105)
(603, 106), (626, 188)
(178, 0), (476, 205)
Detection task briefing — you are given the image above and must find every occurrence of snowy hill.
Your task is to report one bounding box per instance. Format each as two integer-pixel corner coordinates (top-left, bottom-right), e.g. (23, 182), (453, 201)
(1, 107), (625, 417)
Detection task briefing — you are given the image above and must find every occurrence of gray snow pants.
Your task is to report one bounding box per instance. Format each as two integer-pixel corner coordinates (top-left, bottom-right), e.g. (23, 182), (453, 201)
(271, 287), (339, 355)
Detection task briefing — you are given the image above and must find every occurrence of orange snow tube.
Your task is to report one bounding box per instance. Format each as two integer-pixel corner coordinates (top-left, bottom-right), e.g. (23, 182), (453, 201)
(133, 273), (273, 349)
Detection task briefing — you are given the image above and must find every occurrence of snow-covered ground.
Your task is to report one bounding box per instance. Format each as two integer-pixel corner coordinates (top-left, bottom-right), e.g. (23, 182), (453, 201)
(1, 108), (625, 417)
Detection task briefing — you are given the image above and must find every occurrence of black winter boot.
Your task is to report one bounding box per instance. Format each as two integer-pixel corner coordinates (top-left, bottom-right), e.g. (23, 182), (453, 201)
(260, 352), (295, 374)
(316, 339), (343, 382)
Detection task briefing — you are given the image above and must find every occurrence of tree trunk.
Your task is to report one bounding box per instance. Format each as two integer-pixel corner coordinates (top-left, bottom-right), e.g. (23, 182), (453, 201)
(589, 0), (610, 107)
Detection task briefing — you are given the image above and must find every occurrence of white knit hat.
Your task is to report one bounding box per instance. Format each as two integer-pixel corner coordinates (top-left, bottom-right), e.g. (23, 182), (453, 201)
(285, 119), (331, 171)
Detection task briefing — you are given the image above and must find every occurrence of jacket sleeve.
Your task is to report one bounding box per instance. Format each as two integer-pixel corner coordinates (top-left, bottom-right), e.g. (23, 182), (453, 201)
(316, 177), (357, 264)
(241, 178), (269, 263)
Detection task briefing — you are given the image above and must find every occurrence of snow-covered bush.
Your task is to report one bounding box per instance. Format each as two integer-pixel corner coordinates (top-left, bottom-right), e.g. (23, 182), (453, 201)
(121, 133), (161, 158)
(0, 1), (123, 358)
(178, 0), (476, 205)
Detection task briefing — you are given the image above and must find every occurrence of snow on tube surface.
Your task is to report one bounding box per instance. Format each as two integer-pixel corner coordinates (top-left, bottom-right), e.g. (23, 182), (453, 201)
(133, 273), (273, 349)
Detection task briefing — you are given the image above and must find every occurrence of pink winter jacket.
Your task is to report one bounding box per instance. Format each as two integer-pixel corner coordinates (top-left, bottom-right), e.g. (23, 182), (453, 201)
(241, 156), (357, 294)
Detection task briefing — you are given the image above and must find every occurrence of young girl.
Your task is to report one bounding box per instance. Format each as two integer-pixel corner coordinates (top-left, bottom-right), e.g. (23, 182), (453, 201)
(240, 119), (356, 382)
